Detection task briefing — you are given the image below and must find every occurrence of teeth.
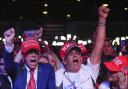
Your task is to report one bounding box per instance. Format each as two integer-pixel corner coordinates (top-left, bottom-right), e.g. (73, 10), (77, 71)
(73, 60), (78, 62)
(31, 58), (36, 62)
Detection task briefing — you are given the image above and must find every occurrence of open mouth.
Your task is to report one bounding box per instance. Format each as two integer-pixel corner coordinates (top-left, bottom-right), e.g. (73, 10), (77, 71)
(30, 58), (36, 62)
(73, 59), (78, 63)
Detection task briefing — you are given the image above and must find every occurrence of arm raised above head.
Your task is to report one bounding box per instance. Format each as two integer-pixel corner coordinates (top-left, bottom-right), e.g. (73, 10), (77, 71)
(90, 6), (110, 64)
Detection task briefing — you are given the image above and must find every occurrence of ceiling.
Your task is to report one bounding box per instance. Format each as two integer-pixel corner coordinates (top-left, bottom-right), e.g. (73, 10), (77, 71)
(0, 0), (127, 42)
(0, 0), (127, 21)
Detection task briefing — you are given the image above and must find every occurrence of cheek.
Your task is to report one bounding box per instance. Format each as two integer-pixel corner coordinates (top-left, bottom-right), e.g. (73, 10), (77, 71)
(25, 56), (29, 61)
(25, 56), (31, 63)
(25, 59), (30, 64)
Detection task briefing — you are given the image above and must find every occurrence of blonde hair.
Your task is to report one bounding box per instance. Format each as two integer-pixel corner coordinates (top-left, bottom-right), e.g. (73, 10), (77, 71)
(43, 51), (62, 71)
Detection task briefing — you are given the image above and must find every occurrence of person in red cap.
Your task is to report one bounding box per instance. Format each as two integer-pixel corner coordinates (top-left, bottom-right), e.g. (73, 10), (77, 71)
(78, 43), (88, 64)
(3, 28), (56, 89)
(56, 5), (110, 89)
(103, 56), (128, 89)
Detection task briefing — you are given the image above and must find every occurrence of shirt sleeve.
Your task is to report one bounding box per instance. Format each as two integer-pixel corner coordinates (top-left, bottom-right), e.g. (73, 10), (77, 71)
(86, 57), (100, 82)
(55, 68), (65, 87)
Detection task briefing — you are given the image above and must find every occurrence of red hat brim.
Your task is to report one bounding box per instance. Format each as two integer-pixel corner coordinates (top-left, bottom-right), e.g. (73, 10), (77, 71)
(104, 61), (121, 72)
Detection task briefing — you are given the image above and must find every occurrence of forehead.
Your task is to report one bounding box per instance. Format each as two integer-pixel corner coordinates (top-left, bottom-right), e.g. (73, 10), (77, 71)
(69, 49), (80, 53)
(25, 49), (39, 54)
(67, 49), (81, 56)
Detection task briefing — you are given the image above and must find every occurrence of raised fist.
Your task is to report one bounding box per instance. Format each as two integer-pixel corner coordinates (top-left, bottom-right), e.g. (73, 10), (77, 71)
(99, 6), (110, 19)
(4, 28), (15, 44)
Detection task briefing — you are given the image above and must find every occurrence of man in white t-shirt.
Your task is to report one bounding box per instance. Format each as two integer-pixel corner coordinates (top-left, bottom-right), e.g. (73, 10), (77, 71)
(56, 6), (110, 89)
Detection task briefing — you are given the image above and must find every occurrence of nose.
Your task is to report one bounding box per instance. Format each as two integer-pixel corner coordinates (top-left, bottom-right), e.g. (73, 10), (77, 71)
(73, 52), (78, 57)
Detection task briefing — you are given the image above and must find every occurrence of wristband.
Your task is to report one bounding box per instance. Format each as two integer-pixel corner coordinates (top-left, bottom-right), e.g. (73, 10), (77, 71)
(98, 23), (106, 26)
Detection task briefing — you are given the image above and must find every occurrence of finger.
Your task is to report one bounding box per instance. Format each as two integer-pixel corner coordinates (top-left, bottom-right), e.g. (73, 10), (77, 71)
(99, 6), (105, 11)
(4, 28), (12, 35)
(10, 28), (15, 34)
(40, 27), (43, 32)
(4, 30), (10, 37)
(104, 8), (110, 13)
(100, 6), (110, 14)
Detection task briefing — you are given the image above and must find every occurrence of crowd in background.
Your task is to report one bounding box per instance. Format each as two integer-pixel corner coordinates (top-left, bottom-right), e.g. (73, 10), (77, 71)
(0, 5), (128, 89)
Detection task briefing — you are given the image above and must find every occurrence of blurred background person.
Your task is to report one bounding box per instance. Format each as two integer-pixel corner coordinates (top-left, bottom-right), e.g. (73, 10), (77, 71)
(42, 51), (63, 71)
(0, 55), (12, 89)
(103, 55), (128, 89)
(39, 54), (49, 64)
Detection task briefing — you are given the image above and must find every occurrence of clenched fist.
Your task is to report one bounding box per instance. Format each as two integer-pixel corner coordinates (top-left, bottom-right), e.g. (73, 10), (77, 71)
(4, 28), (15, 46)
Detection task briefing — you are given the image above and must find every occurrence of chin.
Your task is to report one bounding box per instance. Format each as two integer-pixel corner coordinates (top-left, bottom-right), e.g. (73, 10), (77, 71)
(72, 67), (81, 72)
(30, 65), (37, 69)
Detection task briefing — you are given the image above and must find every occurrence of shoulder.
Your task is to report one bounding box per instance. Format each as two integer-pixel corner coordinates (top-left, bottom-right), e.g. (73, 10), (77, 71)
(38, 63), (54, 72)
(55, 68), (65, 74)
(55, 68), (65, 78)
(55, 68), (65, 87)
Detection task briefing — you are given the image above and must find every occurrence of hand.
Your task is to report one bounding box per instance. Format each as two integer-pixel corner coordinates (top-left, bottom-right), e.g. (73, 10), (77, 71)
(99, 6), (110, 19)
(14, 50), (23, 63)
(35, 27), (43, 38)
(4, 28), (15, 46)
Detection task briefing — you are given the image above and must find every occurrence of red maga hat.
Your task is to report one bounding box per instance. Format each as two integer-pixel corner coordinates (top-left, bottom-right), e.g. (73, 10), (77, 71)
(104, 56), (128, 75)
(59, 42), (81, 60)
(21, 38), (41, 54)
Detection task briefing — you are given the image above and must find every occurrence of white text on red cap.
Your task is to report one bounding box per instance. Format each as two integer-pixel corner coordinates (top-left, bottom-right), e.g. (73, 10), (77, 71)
(113, 57), (122, 66)
(61, 43), (73, 52)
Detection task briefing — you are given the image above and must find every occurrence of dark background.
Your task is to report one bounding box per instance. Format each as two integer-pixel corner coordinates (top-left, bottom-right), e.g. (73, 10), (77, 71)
(0, 0), (128, 42)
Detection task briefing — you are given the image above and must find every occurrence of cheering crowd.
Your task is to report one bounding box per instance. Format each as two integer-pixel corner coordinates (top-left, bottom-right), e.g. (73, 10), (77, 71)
(0, 6), (128, 89)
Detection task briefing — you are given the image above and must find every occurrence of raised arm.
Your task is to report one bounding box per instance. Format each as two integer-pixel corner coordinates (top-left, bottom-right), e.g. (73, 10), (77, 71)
(90, 6), (110, 64)
(4, 28), (15, 69)
(3, 28), (19, 81)
(4, 28), (15, 48)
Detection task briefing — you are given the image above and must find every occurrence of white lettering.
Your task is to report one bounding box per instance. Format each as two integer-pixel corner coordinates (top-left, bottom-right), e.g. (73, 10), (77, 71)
(113, 57), (122, 66)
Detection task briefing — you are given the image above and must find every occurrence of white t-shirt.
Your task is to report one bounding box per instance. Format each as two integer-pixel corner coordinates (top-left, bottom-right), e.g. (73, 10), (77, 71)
(98, 81), (110, 89)
(56, 58), (100, 89)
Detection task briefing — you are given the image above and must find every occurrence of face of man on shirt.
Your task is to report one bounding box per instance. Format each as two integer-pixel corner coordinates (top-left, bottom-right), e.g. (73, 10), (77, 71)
(63, 50), (82, 73)
(24, 49), (40, 70)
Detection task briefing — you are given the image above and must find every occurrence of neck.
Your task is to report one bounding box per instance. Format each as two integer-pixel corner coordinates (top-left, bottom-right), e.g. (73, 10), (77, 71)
(65, 68), (80, 73)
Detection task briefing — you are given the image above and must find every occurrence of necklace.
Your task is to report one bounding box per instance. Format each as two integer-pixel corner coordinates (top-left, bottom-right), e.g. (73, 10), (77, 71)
(64, 71), (80, 89)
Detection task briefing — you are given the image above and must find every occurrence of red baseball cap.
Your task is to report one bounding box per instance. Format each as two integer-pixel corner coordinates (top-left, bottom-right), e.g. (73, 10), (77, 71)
(21, 38), (41, 54)
(59, 42), (81, 60)
(78, 43), (87, 55)
(104, 56), (128, 75)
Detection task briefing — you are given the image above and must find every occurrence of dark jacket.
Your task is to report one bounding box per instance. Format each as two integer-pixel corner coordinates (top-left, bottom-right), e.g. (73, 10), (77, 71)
(4, 49), (56, 89)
